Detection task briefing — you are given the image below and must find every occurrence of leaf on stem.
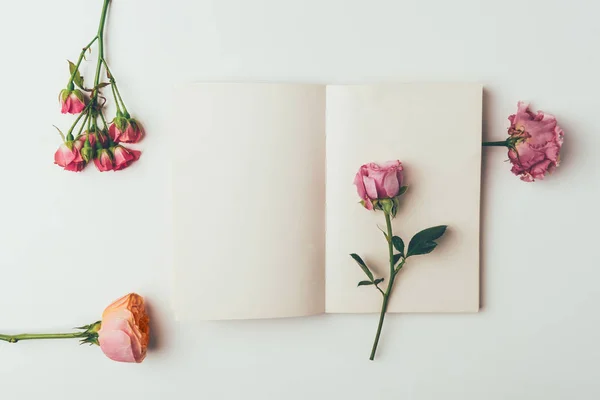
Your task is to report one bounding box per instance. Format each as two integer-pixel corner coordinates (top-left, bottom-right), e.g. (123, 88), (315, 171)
(406, 225), (448, 257)
(357, 280), (374, 287)
(392, 253), (403, 266)
(392, 236), (405, 256)
(350, 253), (374, 281)
(373, 278), (385, 285)
(68, 60), (85, 90)
(52, 125), (66, 142)
(377, 225), (390, 242)
(94, 82), (111, 90)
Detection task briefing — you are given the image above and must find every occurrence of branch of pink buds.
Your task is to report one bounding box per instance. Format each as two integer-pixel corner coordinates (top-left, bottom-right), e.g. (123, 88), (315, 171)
(54, 0), (144, 173)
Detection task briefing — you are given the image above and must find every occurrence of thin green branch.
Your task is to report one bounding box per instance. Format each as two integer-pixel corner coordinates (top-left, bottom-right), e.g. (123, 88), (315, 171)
(93, 0), (111, 88)
(77, 112), (91, 137)
(0, 332), (86, 343)
(67, 36), (98, 88)
(482, 140), (509, 147)
(103, 61), (129, 116)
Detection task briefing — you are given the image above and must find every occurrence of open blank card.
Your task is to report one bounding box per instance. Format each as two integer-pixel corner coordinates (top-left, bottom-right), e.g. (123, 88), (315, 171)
(172, 83), (482, 320)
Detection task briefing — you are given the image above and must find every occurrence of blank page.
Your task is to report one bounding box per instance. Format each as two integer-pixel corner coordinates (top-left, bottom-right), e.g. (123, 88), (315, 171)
(325, 83), (482, 313)
(172, 83), (326, 320)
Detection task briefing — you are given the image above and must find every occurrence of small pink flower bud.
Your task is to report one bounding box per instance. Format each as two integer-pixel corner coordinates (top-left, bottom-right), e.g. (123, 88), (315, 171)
(54, 139), (86, 172)
(109, 114), (144, 143)
(111, 145), (141, 170)
(94, 148), (115, 172)
(59, 89), (86, 115)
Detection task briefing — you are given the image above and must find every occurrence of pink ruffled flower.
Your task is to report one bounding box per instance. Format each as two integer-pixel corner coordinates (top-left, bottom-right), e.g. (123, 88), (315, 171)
(54, 140), (85, 172)
(112, 145), (141, 171)
(94, 148), (115, 172)
(354, 160), (404, 210)
(507, 102), (564, 182)
(59, 89), (86, 115)
(109, 116), (144, 143)
(98, 293), (150, 363)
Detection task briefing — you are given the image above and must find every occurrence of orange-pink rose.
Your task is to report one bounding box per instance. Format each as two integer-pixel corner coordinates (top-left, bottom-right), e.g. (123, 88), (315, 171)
(98, 293), (150, 363)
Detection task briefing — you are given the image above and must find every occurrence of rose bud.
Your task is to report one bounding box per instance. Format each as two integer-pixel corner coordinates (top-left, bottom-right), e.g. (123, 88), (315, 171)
(77, 129), (108, 149)
(59, 88), (86, 115)
(109, 113), (144, 144)
(507, 102), (564, 182)
(54, 138), (86, 172)
(111, 145), (141, 170)
(354, 160), (404, 211)
(94, 148), (115, 172)
(80, 139), (94, 164)
(98, 293), (150, 363)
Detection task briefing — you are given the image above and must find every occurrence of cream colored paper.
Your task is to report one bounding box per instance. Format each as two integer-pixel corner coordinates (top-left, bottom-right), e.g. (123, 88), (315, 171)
(325, 83), (482, 313)
(172, 83), (326, 320)
(173, 82), (481, 320)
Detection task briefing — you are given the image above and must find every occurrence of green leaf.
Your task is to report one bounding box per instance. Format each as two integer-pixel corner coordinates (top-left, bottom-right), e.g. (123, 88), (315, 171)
(407, 225), (448, 257)
(391, 197), (400, 218)
(68, 60), (85, 89)
(373, 278), (385, 285)
(357, 280), (374, 287)
(398, 186), (408, 196)
(392, 236), (405, 256)
(392, 253), (403, 265)
(52, 125), (66, 142)
(377, 225), (389, 242)
(94, 82), (111, 90)
(350, 253), (373, 281)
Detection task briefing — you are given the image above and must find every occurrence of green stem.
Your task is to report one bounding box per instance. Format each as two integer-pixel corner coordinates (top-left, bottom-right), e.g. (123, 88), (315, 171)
(112, 80), (129, 116)
(109, 75), (123, 115)
(66, 102), (94, 136)
(67, 36), (98, 88)
(99, 109), (109, 130)
(103, 61), (128, 116)
(76, 113), (91, 137)
(0, 332), (86, 343)
(369, 211), (403, 361)
(93, 0), (111, 88)
(482, 140), (509, 147)
(370, 290), (390, 361)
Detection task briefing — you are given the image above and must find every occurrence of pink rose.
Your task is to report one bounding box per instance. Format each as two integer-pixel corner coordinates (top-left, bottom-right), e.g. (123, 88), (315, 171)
(59, 89), (86, 115)
(94, 148), (115, 172)
(98, 293), (150, 363)
(109, 115), (144, 144)
(507, 102), (564, 182)
(112, 145), (141, 170)
(54, 140), (86, 172)
(354, 160), (404, 210)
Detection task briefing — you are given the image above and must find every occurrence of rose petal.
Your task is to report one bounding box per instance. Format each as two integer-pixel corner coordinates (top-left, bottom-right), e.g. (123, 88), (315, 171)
(99, 330), (137, 363)
(363, 176), (378, 199)
(382, 169), (400, 197)
(353, 171), (367, 200)
(54, 144), (76, 167)
(507, 102), (564, 182)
